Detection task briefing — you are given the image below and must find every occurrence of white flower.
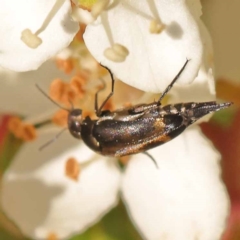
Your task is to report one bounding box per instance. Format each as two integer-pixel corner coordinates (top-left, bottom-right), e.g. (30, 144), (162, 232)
(122, 126), (229, 240)
(0, 0), (79, 72)
(1, 131), (121, 240)
(0, 0), (230, 240)
(0, 61), (66, 116)
(84, 0), (214, 96)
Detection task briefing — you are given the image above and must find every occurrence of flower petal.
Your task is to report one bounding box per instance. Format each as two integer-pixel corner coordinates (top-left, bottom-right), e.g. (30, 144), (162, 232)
(0, 61), (68, 116)
(1, 132), (121, 239)
(0, 0), (79, 72)
(121, 126), (229, 240)
(171, 21), (216, 102)
(84, 0), (204, 92)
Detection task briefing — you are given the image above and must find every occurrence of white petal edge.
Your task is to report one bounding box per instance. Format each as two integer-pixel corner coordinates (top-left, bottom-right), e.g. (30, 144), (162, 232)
(0, 60), (69, 117)
(121, 126), (229, 240)
(1, 132), (121, 239)
(84, 0), (204, 92)
(0, 0), (79, 72)
(170, 20), (216, 103)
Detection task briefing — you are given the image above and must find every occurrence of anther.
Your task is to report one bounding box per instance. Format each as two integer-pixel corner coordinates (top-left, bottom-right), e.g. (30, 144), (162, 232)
(104, 43), (129, 62)
(49, 79), (76, 107)
(149, 19), (165, 34)
(52, 110), (68, 127)
(21, 124), (37, 141)
(21, 29), (42, 49)
(70, 75), (86, 97)
(47, 232), (58, 240)
(91, 0), (110, 19)
(55, 58), (74, 74)
(21, 0), (65, 48)
(65, 158), (80, 181)
(8, 117), (37, 141)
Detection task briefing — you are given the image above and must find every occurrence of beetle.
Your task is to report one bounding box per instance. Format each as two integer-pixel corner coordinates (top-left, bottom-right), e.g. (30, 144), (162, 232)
(37, 59), (232, 167)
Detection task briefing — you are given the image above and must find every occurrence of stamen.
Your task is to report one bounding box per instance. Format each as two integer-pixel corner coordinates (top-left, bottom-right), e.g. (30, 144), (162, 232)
(55, 58), (74, 74)
(8, 117), (37, 142)
(123, 1), (165, 34)
(71, 6), (95, 24)
(50, 79), (76, 107)
(146, 0), (160, 21)
(149, 19), (165, 34)
(70, 75), (86, 97)
(105, 0), (120, 10)
(104, 43), (129, 62)
(65, 158), (80, 181)
(49, 79), (66, 102)
(123, 2), (153, 21)
(101, 12), (114, 47)
(21, 0), (65, 49)
(52, 110), (68, 127)
(95, 7), (129, 62)
(21, 29), (42, 49)
(24, 109), (57, 126)
(91, 0), (110, 19)
(146, 0), (165, 34)
(8, 117), (23, 138)
(47, 232), (58, 240)
(21, 124), (37, 141)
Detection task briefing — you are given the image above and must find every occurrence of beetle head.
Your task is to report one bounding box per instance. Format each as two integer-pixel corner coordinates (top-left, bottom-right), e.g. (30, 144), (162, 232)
(68, 109), (83, 139)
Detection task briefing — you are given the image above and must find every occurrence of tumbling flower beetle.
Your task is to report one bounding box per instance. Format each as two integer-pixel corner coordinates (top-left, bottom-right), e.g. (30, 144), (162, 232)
(37, 59), (232, 167)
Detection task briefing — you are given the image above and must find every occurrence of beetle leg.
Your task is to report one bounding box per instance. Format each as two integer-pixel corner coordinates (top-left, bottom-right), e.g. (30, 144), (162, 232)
(142, 151), (159, 169)
(94, 77), (106, 116)
(157, 59), (190, 105)
(95, 64), (115, 117)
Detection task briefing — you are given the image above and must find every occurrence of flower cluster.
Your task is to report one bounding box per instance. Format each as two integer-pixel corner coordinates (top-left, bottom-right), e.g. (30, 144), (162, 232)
(0, 0), (232, 240)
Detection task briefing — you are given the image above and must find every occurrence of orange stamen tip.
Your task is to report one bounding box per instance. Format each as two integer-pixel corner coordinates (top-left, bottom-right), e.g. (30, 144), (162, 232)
(55, 58), (74, 74)
(65, 158), (80, 181)
(50, 78), (66, 101)
(47, 232), (58, 240)
(52, 110), (68, 127)
(50, 79), (77, 107)
(8, 116), (22, 133)
(8, 117), (25, 139)
(70, 75), (86, 97)
(21, 124), (37, 141)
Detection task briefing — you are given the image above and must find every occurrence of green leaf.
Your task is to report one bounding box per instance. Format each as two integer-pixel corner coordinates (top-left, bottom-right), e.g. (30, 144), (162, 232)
(0, 133), (22, 172)
(70, 201), (143, 240)
(211, 106), (236, 127)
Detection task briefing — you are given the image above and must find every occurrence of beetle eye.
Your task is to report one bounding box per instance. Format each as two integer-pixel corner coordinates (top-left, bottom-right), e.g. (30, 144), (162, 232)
(68, 109), (82, 139)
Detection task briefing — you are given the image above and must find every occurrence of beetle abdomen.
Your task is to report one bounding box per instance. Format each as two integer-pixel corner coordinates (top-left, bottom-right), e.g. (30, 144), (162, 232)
(92, 113), (185, 156)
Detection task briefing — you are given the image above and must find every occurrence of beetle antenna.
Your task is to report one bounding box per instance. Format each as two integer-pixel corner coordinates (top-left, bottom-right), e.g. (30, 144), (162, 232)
(142, 152), (159, 169)
(36, 84), (70, 112)
(39, 128), (67, 151)
(157, 58), (191, 104)
(68, 97), (74, 111)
